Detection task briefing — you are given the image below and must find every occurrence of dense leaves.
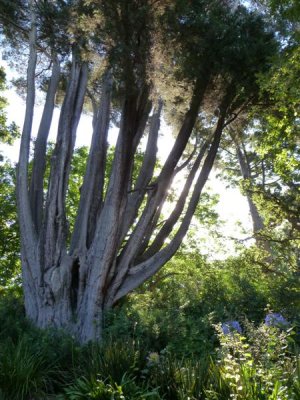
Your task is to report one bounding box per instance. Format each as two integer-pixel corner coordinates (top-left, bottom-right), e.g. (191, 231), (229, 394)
(0, 69), (20, 285)
(0, 68), (19, 147)
(0, 161), (20, 286)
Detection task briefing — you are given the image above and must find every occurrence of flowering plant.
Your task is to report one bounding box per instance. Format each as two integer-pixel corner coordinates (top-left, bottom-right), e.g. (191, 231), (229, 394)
(221, 320), (242, 335)
(265, 313), (289, 328)
(210, 319), (298, 400)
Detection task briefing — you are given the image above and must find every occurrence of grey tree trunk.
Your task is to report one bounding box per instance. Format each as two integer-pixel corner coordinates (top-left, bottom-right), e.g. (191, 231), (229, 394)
(235, 144), (265, 233)
(29, 57), (60, 234)
(233, 138), (272, 257)
(17, 1), (39, 322)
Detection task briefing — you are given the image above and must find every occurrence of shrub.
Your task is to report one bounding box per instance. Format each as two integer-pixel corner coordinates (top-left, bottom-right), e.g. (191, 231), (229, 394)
(0, 336), (58, 399)
(104, 249), (300, 359)
(206, 321), (300, 400)
(76, 339), (146, 384)
(142, 349), (209, 400)
(60, 373), (161, 400)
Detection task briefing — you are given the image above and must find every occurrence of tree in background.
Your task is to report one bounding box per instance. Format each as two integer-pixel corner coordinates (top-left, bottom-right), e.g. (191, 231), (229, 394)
(0, 0), (277, 342)
(0, 67), (19, 150)
(0, 68), (20, 286)
(216, 0), (300, 272)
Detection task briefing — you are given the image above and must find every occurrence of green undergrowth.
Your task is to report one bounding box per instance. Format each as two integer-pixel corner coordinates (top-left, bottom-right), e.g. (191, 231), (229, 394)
(0, 250), (299, 399)
(0, 306), (298, 400)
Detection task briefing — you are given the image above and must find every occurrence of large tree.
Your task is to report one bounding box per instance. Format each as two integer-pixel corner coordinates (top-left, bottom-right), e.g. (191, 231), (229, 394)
(1, 0), (277, 342)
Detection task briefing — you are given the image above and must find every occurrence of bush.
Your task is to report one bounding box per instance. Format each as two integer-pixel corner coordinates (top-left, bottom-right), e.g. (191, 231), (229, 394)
(206, 321), (300, 400)
(60, 374), (161, 400)
(142, 350), (209, 400)
(0, 288), (29, 343)
(0, 336), (58, 399)
(76, 339), (146, 384)
(104, 249), (300, 358)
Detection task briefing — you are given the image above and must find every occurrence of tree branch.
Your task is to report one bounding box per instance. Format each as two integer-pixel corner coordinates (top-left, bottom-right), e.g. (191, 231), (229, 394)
(42, 54), (88, 270)
(70, 71), (112, 254)
(119, 99), (162, 242)
(17, 0), (38, 265)
(29, 56), (60, 234)
(113, 86), (234, 302)
(139, 140), (209, 261)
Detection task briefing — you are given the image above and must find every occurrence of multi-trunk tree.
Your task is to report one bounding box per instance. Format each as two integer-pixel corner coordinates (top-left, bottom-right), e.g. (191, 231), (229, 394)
(1, 0), (277, 342)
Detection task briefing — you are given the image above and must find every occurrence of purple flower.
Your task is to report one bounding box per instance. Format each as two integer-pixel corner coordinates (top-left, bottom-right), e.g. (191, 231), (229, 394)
(265, 313), (289, 327)
(221, 320), (242, 335)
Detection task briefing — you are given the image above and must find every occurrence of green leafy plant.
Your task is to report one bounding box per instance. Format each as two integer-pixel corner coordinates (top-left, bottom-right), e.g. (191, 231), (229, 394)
(78, 339), (144, 385)
(60, 373), (160, 400)
(142, 349), (209, 400)
(207, 321), (299, 400)
(0, 336), (57, 399)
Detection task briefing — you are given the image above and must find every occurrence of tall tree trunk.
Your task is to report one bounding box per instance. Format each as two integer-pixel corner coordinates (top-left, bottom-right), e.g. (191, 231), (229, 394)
(111, 88), (233, 303)
(235, 143), (265, 233)
(19, 49), (89, 332)
(29, 57), (60, 234)
(70, 71), (112, 253)
(17, 1), (39, 322)
(233, 136), (272, 257)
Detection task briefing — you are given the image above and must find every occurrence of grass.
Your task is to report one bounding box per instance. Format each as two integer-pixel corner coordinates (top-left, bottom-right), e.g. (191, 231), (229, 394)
(0, 336), (57, 399)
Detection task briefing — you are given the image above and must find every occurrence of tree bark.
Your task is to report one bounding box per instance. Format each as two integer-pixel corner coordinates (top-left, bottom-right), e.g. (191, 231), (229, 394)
(17, 1), (39, 321)
(234, 139), (273, 258)
(139, 140), (209, 261)
(29, 57), (60, 234)
(235, 143), (265, 233)
(70, 71), (112, 253)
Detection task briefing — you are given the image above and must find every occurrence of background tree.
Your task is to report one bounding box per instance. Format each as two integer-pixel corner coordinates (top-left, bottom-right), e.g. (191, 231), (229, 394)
(0, 68), (20, 286)
(217, 44), (300, 272)
(0, 67), (19, 149)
